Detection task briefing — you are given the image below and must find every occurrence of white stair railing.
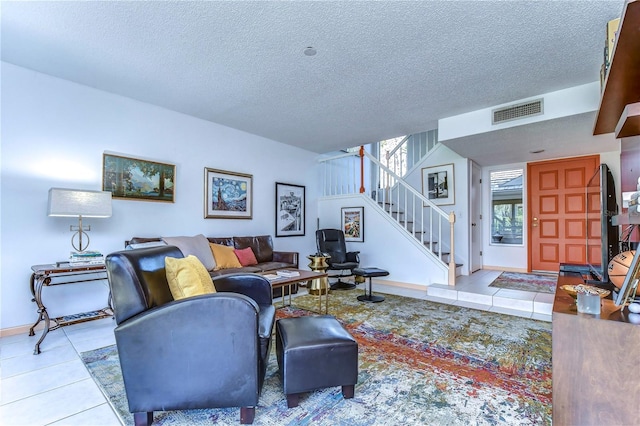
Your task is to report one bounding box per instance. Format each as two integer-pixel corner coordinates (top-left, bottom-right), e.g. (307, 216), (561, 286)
(319, 148), (456, 285)
(381, 129), (439, 180)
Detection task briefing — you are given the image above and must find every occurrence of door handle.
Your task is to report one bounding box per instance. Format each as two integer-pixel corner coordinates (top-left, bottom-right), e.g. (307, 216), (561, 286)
(472, 223), (476, 227)
(532, 217), (538, 227)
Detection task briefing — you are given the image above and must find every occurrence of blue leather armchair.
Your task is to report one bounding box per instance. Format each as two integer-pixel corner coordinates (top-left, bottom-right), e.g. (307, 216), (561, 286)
(105, 245), (275, 425)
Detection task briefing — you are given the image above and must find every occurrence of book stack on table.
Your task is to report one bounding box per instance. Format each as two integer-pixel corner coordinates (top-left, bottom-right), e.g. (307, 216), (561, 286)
(276, 270), (300, 278)
(69, 251), (105, 265)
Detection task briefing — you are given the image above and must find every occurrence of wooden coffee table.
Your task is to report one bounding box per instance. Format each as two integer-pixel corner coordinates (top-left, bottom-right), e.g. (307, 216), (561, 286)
(263, 269), (329, 313)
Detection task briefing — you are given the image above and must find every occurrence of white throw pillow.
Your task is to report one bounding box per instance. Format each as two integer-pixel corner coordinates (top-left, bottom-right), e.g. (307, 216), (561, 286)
(162, 234), (216, 271)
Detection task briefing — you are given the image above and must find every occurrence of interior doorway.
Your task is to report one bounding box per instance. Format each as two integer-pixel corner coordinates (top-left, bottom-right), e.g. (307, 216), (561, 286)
(471, 161), (483, 272)
(527, 155), (599, 272)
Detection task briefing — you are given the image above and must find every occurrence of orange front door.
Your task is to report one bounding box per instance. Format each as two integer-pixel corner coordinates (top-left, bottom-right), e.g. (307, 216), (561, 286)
(528, 155), (599, 272)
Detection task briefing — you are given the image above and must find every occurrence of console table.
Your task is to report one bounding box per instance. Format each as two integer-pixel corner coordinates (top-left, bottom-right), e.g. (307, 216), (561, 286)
(29, 263), (113, 355)
(552, 272), (640, 425)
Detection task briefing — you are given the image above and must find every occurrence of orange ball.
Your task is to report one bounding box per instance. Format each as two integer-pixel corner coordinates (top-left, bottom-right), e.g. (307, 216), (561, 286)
(608, 251), (640, 295)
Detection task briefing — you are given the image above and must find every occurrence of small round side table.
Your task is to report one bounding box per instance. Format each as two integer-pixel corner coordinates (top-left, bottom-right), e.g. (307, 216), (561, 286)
(307, 254), (330, 296)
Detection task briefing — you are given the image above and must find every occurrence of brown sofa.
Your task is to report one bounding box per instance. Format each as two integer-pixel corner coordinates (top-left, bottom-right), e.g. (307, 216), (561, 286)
(127, 235), (299, 297)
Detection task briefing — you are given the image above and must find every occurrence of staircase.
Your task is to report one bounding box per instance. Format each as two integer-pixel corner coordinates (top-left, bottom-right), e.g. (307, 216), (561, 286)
(319, 141), (459, 285)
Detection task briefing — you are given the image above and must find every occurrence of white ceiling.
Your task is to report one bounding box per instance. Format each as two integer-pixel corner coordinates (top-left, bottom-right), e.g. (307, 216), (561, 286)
(0, 1), (624, 161)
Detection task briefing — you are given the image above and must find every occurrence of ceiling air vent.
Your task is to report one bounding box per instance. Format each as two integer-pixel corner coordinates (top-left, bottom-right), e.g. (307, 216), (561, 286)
(492, 99), (543, 125)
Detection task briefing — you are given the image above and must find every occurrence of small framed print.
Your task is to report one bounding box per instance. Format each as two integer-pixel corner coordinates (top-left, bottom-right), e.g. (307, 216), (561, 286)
(422, 163), (455, 206)
(204, 168), (253, 219)
(275, 182), (305, 237)
(341, 206), (364, 242)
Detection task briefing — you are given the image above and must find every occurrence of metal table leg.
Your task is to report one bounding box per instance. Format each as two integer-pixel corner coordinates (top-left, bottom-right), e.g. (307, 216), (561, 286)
(357, 276), (385, 303)
(29, 274), (52, 354)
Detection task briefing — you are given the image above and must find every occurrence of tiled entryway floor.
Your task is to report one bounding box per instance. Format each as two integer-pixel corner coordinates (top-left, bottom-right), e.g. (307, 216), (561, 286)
(0, 270), (553, 425)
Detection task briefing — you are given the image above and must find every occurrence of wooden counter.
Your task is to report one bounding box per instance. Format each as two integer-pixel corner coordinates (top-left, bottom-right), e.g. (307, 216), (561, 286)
(552, 273), (640, 425)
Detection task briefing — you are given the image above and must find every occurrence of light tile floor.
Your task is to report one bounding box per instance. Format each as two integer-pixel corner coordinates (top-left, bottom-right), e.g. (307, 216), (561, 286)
(0, 270), (553, 425)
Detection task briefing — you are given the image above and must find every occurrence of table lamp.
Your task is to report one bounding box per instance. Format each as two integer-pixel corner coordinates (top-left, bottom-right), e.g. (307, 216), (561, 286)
(47, 188), (112, 252)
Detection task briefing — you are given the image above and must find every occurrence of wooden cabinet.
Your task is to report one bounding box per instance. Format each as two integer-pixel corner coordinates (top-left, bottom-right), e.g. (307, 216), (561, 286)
(552, 273), (640, 425)
(593, 0), (640, 138)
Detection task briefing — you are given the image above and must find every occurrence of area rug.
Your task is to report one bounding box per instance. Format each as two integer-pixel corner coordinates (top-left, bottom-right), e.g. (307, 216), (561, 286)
(488, 272), (557, 294)
(81, 291), (552, 426)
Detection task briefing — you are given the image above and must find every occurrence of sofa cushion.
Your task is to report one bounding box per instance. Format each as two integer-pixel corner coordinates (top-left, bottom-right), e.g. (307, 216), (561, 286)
(207, 237), (234, 247)
(210, 243), (243, 270)
(234, 235), (274, 264)
(235, 247), (258, 267)
(162, 235), (216, 271)
(165, 255), (216, 300)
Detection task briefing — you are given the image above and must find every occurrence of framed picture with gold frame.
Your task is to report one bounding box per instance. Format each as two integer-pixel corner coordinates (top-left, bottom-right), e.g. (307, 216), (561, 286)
(204, 167), (253, 219)
(102, 153), (175, 202)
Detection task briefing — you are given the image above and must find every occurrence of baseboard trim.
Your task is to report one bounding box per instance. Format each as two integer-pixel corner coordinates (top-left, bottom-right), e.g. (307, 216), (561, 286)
(482, 265), (528, 273)
(370, 279), (426, 290)
(0, 323), (43, 338)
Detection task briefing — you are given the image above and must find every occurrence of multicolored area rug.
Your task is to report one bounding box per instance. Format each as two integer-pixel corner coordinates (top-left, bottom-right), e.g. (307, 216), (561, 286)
(488, 272), (557, 294)
(81, 291), (552, 425)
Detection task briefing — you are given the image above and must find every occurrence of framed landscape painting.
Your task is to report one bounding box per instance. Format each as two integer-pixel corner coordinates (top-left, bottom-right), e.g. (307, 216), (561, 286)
(204, 167), (253, 219)
(102, 153), (175, 202)
(275, 182), (305, 237)
(422, 163), (455, 206)
(342, 206), (364, 242)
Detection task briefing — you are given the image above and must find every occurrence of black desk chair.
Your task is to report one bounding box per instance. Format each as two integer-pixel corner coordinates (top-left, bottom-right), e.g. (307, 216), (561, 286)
(316, 229), (359, 290)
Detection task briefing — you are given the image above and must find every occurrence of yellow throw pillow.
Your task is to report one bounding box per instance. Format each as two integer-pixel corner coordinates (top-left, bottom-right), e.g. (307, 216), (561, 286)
(210, 243), (243, 270)
(165, 255), (216, 300)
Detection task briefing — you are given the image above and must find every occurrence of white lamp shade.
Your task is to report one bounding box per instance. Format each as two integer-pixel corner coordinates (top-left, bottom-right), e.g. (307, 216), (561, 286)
(47, 188), (112, 218)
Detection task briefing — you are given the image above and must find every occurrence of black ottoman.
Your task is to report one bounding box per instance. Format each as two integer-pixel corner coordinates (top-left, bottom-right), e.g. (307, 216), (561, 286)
(276, 316), (358, 408)
(353, 267), (389, 303)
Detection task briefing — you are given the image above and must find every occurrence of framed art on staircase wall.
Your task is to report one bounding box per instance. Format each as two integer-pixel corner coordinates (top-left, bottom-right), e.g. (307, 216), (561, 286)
(422, 163), (455, 206)
(341, 206), (364, 242)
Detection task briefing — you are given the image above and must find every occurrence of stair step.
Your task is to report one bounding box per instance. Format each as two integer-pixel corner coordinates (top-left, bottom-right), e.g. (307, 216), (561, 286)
(375, 196), (458, 270)
(384, 207), (404, 214)
(379, 202), (402, 210)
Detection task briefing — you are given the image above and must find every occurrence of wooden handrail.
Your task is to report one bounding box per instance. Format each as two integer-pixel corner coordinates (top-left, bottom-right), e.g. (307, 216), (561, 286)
(448, 211), (456, 286)
(359, 146), (365, 193)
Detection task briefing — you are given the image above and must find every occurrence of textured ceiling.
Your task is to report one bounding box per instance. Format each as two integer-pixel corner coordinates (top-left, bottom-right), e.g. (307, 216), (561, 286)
(1, 1), (624, 158)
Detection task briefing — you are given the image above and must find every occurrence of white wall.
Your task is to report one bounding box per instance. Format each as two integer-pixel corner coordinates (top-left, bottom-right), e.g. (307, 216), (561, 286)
(317, 195), (448, 286)
(1, 63), (319, 330)
(438, 82), (602, 142)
